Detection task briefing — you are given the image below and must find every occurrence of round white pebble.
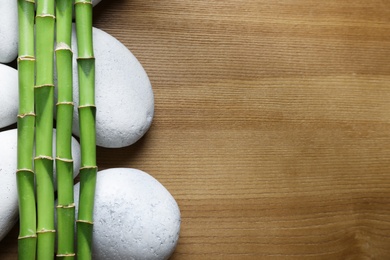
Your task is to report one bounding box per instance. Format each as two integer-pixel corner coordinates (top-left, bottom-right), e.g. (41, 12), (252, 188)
(0, 64), (18, 128)
(0, 130), (18, 241)
(0, 129), (81, 242)
(0, 1), (18, 63)
(74, 168), (181, 260)
(68, 26), (154, 148)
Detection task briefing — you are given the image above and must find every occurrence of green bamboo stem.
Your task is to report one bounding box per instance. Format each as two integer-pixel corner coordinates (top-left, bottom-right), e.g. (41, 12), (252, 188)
(75, 1), (97, 259)
(55, 0), (75, 259)
(16, 1), (37, 259)
(35, 0), (56, 258)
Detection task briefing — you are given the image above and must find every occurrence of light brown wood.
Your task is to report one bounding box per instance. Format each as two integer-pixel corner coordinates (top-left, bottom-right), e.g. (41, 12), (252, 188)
(2, 0), (390, 259)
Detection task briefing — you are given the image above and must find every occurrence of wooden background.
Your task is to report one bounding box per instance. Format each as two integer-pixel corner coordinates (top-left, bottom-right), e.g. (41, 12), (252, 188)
(1, 0), (390, 258)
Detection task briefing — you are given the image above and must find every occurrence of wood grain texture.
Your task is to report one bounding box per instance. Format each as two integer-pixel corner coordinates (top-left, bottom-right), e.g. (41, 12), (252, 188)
(2, 0), (390, 259)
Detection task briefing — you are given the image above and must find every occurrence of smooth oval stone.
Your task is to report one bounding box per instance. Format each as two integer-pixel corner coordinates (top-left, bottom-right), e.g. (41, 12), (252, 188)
(74, 168), (181, 260)
(0, 1), (18, 63)
(69, 26), (154, 148)
(0, 129), (81, 242)
(0, 64), (18, 128)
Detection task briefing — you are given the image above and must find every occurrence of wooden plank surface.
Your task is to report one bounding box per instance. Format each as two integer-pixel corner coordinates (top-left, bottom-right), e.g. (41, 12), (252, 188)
(2, 0), (390, 258)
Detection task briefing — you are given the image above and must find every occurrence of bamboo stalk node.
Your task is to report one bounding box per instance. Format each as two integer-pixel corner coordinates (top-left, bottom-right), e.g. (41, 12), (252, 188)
(34, 155), (54, 161)
(25, 0), (35, 3)
(35, 14), (56, 19)
(56, 253), (76, 257)
(17, 56), (35, 62)
(34, 84), (55, 89)
(57, 203), (76, 209)
(56, 101), (74, 106)
(77, 56), (95, 60)
(16, 168), (35, 174)
(18, 234), (37, 240)
(17, 112), (36, 118)
(78, 104), (96, 109)
(74, 1), (93, 6)
(76, 220), (94, 225)
(36, 229), (56, 234)
(55, 42), (73, 52)
(55, 156), (74, 163)
(79, 166), (98, 170)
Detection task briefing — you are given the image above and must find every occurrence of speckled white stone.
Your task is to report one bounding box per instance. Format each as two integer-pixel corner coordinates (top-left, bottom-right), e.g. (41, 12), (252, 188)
(0, 129), (81, 242)
(67, 26), (154, 148)
(0, 64), (18, 128)
(74, 168), (181, 260)
(0, 1), (18, 63)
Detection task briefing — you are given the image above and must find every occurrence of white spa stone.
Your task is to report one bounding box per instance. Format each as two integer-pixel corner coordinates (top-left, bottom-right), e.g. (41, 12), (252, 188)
(68, 26), (154, 148)
(0, 129), (81, 242)
(0, 64), (18, 128)
(0, 1), (18, 63)
(74, 168), (181, 260)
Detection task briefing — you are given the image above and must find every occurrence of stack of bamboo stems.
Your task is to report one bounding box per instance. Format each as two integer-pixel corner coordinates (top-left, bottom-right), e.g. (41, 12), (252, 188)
(16, 0), (96, 259)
